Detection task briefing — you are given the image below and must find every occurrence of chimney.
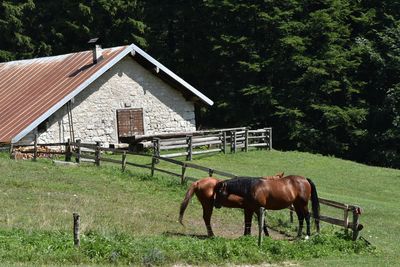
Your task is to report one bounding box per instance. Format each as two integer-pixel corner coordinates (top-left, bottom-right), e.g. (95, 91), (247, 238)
(88, 38), (103, 64)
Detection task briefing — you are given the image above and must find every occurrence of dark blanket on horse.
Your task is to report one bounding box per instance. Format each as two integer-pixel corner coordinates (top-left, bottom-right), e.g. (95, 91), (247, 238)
(221, 177), (262, 199)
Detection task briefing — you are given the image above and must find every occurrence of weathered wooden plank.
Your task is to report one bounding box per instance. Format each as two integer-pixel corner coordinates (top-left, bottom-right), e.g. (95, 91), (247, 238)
(192, 140), (222, 147)
(184, 162), (210, 172)
(160, 144), (188, 150)
(192, 148), (221, 155)
(192, 136), (221, 143)
(155, 156), (185, 166)
(100, 147), (127, 153)
(125, 151), (152, 158)
(152, 167), (181, 177)
(319, 215), (346, 227)
(160, 152), (188, 158)
(248, 135), (267, 139)
(125, 161), (152, 170)
(319, 198), (348, 209)
(248, 143), (268, 147)
(160, 138), (187, 146)
(248, 129), (267, 133)
(80, 158), (95, 163)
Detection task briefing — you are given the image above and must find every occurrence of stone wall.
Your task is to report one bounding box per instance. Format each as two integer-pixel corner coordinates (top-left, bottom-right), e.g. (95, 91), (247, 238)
(18, 57), (196, 146)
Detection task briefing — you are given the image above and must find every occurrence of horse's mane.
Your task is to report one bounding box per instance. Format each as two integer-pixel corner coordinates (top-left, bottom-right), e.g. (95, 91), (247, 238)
(223, 177), (261, 199)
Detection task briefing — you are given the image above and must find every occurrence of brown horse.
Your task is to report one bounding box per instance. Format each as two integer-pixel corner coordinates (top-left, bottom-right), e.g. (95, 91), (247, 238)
(179, 173), (284, 237)
(214, 175), (320, 238)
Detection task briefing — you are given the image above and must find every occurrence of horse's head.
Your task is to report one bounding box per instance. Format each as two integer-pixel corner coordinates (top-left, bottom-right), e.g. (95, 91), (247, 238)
(213, 181), (228, 209)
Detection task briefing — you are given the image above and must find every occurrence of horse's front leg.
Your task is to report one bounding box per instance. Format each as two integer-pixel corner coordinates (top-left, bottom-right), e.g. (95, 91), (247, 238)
(296, 211), (305, 238)
(201, 201), (215, 237)
(244, 209), (254, 235)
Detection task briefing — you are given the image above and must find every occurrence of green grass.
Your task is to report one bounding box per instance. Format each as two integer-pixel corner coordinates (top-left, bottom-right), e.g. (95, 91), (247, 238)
(0, 149), (398, 266)
(0, 229), (373, 266)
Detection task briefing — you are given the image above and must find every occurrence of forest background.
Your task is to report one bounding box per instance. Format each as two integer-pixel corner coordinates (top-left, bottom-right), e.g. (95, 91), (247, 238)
(1, 0), (399, 168)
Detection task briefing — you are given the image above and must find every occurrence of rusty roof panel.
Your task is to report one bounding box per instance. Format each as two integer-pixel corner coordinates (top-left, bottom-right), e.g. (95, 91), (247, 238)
(0, 46), (128, 143)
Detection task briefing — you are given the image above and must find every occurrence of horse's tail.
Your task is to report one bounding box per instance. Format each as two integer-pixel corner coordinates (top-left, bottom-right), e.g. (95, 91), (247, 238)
(306, 178), (320, 232)
(179, 181), (197, 226)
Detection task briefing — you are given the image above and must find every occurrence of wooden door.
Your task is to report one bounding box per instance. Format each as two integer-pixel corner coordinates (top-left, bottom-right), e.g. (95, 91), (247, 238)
(116, 108), (144, 138)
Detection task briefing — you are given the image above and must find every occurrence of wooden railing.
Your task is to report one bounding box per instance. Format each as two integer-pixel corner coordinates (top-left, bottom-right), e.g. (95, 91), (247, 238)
(152, 128), (272, 160)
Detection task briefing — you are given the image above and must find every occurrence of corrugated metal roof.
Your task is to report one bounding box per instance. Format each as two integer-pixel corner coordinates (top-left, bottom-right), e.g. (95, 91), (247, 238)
(0, 44), (213, 144)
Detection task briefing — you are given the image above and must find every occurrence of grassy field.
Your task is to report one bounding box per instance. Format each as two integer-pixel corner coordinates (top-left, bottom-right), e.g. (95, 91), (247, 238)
(0, 149), (398, 266)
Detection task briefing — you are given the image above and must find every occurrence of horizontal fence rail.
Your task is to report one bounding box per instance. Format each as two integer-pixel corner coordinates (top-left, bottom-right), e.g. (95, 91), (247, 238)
(9, 136), (363, 240)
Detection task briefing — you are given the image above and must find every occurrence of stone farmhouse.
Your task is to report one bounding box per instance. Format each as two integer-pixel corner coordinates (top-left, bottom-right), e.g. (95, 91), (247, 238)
(0, 43), (213, 147)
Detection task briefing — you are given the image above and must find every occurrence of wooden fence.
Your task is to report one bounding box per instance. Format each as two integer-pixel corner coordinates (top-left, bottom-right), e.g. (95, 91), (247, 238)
(10, 139), (363, 240)
(153, 128), (272, 160)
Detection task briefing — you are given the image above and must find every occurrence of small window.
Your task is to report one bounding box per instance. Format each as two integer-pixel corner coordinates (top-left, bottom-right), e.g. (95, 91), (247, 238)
(116, 108), (144, 138)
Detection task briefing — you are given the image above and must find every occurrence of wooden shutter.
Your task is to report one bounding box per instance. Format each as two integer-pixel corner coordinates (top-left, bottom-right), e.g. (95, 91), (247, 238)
(116, 108), (144, 137)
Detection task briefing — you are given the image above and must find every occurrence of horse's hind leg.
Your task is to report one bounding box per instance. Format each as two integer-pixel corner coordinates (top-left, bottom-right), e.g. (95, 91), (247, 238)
(305, 211), (311, 237)
(255, 208), (269, 236)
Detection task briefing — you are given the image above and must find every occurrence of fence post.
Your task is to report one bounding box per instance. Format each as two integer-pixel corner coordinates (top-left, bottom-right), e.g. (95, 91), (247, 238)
(65, 138), (72, 162)
(75, 139), (81, 163)
(151, 157), (156, 176)
(352, 207), (361, 240)
(95, 141), (101, 166)
(230, 131), (235, 153)
(181, 164), (187, 185)
(344, 205), (349, 235)
(233, 131), (237, 153)
(73, 212), (80, 247)
(9, 143), (15, 160)
(222, 132), (226, 154)
(153, 138), (160, 164)
(267, 128), (272, 150)
(258, 207), (265, 246)
(245, 129), (249, 152)
(186, 135), (193, 161)
(121, 151), (127, 172)
(33, 134), (38, 161)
